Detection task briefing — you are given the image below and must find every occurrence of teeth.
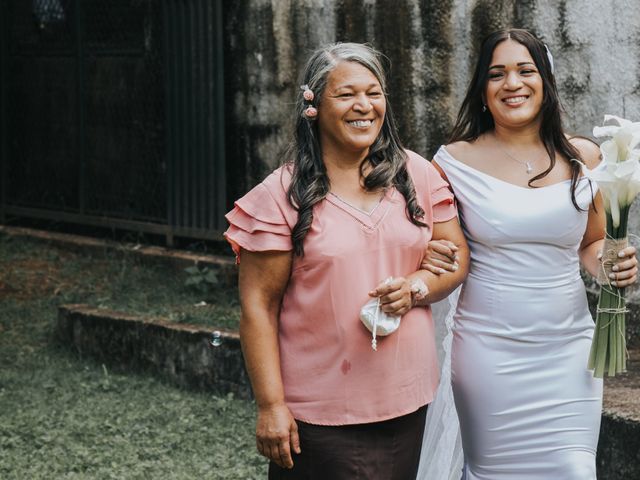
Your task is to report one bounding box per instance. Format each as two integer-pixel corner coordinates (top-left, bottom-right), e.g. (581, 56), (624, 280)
(504, 96), (527, 104)
(348, 120), (372, 127)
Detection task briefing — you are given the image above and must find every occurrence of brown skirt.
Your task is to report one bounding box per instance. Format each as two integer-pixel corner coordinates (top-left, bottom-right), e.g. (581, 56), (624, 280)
(268, 405), (428, 480)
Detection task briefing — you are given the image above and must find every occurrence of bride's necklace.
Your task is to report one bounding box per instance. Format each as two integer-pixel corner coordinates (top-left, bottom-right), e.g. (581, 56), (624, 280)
(497, 144), (540, 174)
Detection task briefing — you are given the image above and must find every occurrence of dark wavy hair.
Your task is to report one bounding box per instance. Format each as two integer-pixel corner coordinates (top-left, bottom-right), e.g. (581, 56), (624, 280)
(286, 43), (426, 256)
(449, 28), (584, 210)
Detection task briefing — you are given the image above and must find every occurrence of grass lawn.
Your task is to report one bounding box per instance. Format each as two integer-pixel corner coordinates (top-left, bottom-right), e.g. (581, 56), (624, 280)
(0, 233), (266, 479)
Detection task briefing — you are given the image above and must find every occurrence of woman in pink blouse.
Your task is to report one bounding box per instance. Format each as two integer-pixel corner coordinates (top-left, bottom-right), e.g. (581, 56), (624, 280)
(225, 43), (468, 480)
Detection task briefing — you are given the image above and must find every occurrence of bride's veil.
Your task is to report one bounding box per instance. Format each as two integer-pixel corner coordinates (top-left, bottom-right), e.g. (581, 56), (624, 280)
(416, 287), (464, 480)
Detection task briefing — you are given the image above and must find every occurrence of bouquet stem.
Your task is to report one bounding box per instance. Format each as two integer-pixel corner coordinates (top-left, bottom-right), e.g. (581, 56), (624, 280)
(588, 205), (630, 377)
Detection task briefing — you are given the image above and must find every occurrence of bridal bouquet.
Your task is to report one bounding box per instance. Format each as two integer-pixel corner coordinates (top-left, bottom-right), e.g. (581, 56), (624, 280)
(586, 115), (640, 377)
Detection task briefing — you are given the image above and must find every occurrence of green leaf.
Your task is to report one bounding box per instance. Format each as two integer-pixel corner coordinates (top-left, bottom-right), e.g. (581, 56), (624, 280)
(204, 271), (218, 284)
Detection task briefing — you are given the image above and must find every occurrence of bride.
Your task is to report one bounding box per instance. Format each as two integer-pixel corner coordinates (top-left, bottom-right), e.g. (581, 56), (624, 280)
(417, 29), (637, 479)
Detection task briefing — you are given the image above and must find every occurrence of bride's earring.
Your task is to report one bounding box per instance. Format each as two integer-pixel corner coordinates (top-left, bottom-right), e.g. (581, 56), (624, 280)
(482, 104), (487, 112)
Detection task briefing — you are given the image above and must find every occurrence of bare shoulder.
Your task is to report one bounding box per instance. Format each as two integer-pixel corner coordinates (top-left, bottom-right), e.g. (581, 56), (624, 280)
(443, 140), (476, 164)
(568, 135), (602, 169)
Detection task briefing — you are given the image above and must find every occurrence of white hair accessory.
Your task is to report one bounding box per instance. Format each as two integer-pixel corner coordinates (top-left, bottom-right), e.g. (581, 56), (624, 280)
(544, 44), (554, 74)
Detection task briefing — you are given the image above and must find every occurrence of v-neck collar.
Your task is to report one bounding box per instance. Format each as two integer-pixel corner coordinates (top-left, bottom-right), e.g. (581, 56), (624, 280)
(327, 191), (385, 216)
(325, 188), (396, 231)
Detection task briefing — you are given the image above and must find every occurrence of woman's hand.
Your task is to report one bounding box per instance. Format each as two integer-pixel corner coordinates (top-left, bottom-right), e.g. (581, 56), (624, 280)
(256, 403), (301, 469)
(368, 277), (413, 316)
(421, 239), (459, 274)
(606, 245), (638, 287)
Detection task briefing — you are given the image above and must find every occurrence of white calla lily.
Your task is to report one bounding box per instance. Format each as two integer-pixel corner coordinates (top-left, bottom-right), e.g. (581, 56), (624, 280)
(599, 139), (618, 163)
(585, 157), (640, 226)
(593, 115), (640, 162)
(588, 115), (640, 377)
(585, 115), (640, 227)
(626, 162), (640, 204)
(592, 114), (632, 137)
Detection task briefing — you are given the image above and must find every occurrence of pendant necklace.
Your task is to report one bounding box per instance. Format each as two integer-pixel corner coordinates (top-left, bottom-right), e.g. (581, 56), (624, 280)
(497, 144), (540, 174)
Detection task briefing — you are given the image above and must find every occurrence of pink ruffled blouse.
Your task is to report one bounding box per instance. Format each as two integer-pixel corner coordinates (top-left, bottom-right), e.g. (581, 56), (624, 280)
(225, 150), (456, 425)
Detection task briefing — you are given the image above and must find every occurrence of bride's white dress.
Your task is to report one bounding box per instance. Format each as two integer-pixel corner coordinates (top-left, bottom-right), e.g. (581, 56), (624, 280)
(419, 146), (603, 480)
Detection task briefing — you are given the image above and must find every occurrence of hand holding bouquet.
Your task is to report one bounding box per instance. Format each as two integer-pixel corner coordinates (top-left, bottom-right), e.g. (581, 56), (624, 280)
(585, 115), (640, 377)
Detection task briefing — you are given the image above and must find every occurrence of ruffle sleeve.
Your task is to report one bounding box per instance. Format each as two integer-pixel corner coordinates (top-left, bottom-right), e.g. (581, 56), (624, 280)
(426, 161), (457, 222)
(405, 150), (457, 223)
(224, 167), (295, 260)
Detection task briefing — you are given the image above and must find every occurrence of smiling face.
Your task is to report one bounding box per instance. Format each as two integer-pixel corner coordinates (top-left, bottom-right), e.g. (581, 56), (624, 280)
(485, 39), (544, 130)
(317, 61), (386, 160)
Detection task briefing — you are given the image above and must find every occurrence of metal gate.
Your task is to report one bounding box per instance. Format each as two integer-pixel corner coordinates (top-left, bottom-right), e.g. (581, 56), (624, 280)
(0, 0), (226, 244)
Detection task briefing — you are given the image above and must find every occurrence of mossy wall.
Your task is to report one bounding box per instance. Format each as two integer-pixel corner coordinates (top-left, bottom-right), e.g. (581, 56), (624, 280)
(223, 1), (640, 186)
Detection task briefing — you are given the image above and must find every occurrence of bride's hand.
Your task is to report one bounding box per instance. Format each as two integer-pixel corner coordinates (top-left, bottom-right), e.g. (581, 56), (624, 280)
(421, 240), (459, 274)
(609, 246), (638, 287)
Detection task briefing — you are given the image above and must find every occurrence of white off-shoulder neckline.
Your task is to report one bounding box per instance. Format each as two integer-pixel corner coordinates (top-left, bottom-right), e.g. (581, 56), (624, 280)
(437, 145), (600, 191)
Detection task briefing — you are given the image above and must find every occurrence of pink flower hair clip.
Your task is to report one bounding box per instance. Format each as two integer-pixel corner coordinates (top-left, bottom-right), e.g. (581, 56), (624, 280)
(301, 84), (314, 101)
(303, 106), (318, 118)
(300, 84), (317, 119)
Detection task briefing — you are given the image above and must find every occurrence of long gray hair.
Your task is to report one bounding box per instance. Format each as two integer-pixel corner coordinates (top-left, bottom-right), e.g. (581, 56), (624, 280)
(286, 42), (426, 256)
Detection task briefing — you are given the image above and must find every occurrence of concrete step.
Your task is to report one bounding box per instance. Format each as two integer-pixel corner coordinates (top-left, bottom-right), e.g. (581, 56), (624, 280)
(0, 225), (238, 287)
(56, 304), (250, 399)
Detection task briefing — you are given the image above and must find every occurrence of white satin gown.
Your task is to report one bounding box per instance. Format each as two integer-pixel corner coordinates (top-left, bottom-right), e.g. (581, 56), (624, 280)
(435, 146), (603, 479)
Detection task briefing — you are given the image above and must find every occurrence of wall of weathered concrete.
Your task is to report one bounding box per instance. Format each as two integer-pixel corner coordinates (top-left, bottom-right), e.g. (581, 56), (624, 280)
(223, 0), (640, 302)
(223, 0), (640, 183)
